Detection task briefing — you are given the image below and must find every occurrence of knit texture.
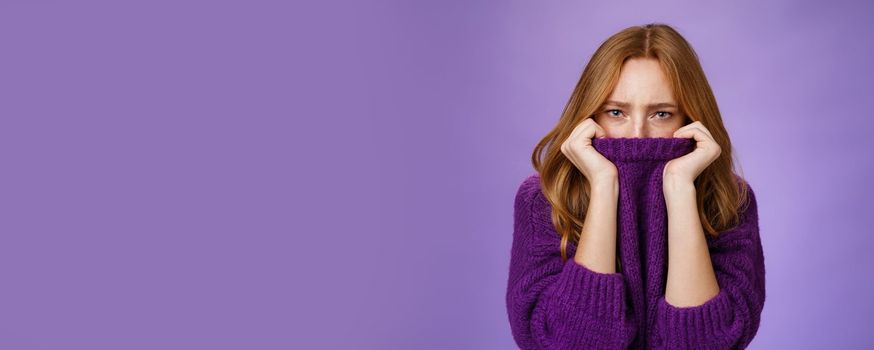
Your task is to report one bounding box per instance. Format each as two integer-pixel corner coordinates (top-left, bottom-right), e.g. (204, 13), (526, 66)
(506, 137), (765, 349)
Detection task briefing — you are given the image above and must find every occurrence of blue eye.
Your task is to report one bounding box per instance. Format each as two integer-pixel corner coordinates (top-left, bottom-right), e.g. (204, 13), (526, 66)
(604, 109), (673, 119)
(655, 111), (673, 119)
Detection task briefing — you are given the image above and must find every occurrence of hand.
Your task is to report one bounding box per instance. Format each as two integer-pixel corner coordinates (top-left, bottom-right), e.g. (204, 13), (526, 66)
(662, 121), (721, 186)
(560, 118), (617, 184)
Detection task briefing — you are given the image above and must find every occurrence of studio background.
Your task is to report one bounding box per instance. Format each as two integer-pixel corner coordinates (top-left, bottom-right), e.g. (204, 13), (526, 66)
(2, 0), (871, 349)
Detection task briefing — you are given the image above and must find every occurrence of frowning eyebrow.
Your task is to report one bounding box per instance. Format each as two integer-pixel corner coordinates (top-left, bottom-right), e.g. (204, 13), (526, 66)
(603, 100), (677, 109)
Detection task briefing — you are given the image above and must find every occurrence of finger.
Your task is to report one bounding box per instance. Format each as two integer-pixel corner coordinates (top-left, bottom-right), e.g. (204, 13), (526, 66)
(571, 117), (596, 142)
(591, 119), (607, 139)
(688, 124), (714, 142)
(673, 125), (708, 145)
(672, 121), (696, 138)
(568, 118), (588, 141)
(698, 123), (715, 140)
(569, 120), (600, 150)
(691, 121), (715, 141)
(673, 121), (706, 139)
(563, 119), (589, 155)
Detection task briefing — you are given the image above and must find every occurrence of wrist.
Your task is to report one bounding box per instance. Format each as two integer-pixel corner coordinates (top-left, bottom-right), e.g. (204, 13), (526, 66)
(663, 175), (696, 196)
(590, 176), (619, 195)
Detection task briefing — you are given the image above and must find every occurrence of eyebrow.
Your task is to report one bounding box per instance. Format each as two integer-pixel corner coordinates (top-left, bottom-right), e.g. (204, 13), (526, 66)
(603, 100), (677, 109)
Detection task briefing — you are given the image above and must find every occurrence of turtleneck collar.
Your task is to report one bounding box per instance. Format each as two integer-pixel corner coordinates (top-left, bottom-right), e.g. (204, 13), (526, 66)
(591, 137), (695, 162)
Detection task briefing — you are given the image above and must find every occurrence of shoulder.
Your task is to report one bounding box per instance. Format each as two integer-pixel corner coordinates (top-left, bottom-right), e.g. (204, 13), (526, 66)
(512, 173), (558, 243)
(514, 173), (544, 208)
(712, 175), (759, 241)
(733, 174), (758, 219)
(513, 173), (553, 225)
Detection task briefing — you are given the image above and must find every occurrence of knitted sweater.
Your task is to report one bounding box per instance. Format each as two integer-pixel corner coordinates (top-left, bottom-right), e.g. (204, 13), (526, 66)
(506, 137), (765, 349)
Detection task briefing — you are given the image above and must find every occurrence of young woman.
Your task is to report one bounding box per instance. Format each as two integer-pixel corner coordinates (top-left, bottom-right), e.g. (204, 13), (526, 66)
(506, 23), (765, 349)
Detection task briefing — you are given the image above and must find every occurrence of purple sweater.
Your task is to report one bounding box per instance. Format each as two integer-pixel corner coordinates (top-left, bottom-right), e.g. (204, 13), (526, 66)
(506, 137), (765, 349)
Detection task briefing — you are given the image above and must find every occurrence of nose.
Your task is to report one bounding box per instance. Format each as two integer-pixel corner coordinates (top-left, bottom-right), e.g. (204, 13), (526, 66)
(630, 118), (649, 138)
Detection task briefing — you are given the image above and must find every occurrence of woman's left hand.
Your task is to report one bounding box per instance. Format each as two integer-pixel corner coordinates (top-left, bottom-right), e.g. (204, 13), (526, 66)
(663, 121), (721, 187)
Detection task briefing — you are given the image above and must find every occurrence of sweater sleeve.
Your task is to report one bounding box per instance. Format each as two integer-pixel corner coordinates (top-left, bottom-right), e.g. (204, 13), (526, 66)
(651, 183), (766, 350)
(506, 175), (637, 350)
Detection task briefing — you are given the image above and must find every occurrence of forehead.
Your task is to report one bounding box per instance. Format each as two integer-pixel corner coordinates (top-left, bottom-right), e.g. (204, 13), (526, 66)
(607, 58), (675, 103)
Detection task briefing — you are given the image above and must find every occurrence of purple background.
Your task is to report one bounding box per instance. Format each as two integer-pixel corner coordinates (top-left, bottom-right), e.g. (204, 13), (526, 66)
(1, 0), (872, 349)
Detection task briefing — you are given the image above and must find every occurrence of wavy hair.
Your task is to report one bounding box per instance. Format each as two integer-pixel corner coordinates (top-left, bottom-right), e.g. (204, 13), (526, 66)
(531, 23), (751, 263)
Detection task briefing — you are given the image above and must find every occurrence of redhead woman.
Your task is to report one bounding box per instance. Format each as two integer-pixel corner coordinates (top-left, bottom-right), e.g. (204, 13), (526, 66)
(505, 23), (765, 349)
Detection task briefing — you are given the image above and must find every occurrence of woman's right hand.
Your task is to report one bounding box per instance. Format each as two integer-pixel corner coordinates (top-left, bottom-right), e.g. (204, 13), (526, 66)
(560, 118), (617, 184)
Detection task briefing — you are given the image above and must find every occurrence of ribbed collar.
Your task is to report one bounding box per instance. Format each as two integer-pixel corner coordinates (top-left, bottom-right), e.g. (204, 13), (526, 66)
(591, 137), (695, 162)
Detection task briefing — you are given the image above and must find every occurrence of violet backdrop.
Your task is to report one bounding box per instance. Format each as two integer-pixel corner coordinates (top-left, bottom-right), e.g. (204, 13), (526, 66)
(1, 0), (871, 349)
